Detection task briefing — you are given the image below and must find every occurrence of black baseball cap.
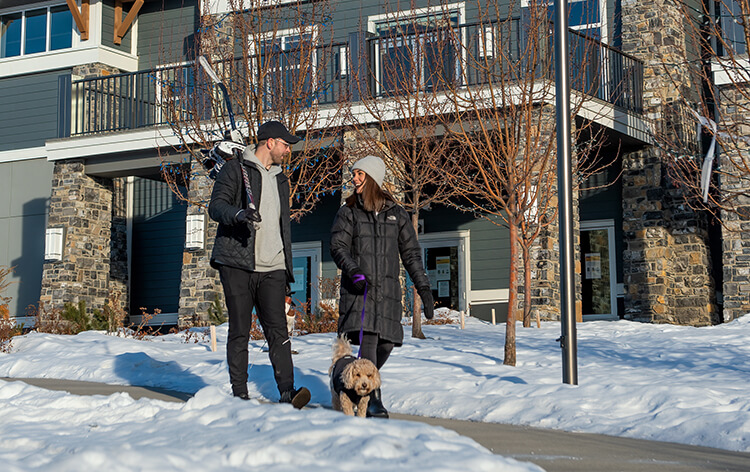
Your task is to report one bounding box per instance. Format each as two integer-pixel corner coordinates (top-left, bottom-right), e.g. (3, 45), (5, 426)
(257, 121), (301, 144)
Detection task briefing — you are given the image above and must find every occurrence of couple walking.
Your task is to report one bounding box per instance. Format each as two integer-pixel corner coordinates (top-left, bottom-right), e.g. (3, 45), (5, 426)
(209, 121), (434, 416)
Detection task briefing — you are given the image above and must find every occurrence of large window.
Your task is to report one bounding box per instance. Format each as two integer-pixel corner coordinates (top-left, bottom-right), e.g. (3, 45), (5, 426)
(376, 16), (459, 95)
(0, 5), (73, 58)
(256, 29), (317, 108)
(720, 1), (747, 55)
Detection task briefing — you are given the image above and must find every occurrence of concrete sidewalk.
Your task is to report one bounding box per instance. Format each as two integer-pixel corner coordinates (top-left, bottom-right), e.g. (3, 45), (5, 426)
(4, 377), (749, 472)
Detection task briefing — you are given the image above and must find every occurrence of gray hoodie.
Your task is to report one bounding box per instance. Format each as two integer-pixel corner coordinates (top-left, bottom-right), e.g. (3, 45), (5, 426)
(244, 149), (286, 273)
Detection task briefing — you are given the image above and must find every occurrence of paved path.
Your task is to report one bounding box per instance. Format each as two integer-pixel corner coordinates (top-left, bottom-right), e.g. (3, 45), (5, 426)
(4, 377), (750, 472)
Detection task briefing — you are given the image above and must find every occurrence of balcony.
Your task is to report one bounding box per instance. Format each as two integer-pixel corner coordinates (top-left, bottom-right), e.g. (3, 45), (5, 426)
(60, 18), (642, 138)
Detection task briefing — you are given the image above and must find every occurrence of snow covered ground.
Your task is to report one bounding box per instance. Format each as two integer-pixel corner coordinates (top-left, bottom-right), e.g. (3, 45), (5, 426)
(1, 310), (749, 471)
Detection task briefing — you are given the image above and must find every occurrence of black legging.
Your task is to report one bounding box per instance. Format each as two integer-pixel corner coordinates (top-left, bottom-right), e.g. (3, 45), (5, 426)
(348, 331), (394, 370)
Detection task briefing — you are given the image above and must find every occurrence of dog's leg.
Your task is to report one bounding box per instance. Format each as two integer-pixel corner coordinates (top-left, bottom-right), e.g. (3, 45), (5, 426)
(340, 393), (355, 416)
(332, 391), (341, 412)
(356, 396), (370, 418)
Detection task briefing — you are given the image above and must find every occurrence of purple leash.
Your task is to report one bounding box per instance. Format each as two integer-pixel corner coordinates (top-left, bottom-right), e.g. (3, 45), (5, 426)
(351, 274), (368, 359)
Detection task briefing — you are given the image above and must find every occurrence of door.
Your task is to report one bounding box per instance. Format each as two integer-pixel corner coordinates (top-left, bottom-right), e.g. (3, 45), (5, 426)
(290, 242), (321, 313)
(580, 220), (617, 320)
(407, 230), (470, 313)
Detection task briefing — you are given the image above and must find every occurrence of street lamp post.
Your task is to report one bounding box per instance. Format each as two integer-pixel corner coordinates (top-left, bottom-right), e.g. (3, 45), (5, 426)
(553, 0), (578, 385)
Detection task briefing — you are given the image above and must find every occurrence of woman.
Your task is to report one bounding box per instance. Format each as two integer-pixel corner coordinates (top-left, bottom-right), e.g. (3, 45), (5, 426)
(330, 155), (434, 418)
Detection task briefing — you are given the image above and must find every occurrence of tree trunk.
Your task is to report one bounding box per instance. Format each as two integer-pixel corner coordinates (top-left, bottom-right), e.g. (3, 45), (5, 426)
(522, 243), (532, 328)
(410, 211), (425, 339)
(504, 222), (518, 366)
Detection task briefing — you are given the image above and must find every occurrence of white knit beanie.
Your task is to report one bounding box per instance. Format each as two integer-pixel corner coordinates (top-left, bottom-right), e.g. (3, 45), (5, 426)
(351, 155), (386, 188)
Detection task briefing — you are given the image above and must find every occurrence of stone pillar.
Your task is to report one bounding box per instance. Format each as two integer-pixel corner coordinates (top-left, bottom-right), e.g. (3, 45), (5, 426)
(178, 160), (223, 327)
(718, 85), (750, 321)
(109, 178), (128, 312)
(524, 104), (581, 322)
(40, 161), (114, 312)
(620, 0), (717, 325)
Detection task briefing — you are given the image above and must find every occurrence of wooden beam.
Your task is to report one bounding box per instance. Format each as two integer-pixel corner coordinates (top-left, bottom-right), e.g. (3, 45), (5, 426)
(66, 0), (89, 41)
(114, 0), (144, 45)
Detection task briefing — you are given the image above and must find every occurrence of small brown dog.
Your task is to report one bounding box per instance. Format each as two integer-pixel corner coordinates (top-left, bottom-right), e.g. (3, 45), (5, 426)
(329, 336), (381, 417)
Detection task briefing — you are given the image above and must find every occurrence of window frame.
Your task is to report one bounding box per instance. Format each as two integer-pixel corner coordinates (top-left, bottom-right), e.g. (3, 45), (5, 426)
(0, 2), (74, 59)
(368, 3), (466, 96)
(248, 25), (321, 109)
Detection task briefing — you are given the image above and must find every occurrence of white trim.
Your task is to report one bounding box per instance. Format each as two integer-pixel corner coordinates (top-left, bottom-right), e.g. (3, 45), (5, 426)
(367, 2), (466, 33)
(0, 45), (138, 78)
(202, 0), (299, 15)
(418, 230), (470, 312)
(470, 289), (509, 304)
(580, 219), (618, 320)
(0, 146), (47, 163)
(291, 241), (323, 312)
(125, 176), (134, 305)
(45, 125), (187, 161)
(712, 57), (750, 86)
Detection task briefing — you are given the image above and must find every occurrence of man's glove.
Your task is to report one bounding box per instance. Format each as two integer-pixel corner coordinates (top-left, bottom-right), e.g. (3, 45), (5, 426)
(236, 208), (261, 224)
(350, 272), (368, 295)
(418, 289), (435, 320)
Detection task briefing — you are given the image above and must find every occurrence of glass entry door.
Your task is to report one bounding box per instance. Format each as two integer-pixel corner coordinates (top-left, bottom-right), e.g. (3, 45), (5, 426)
(580, 220), (617, 320)
(424, 246), (460, 310)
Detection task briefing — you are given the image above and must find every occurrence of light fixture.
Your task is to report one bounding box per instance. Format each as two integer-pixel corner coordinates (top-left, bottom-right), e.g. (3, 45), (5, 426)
(185, 214), (205, 250)
(44, 228), (64, 262)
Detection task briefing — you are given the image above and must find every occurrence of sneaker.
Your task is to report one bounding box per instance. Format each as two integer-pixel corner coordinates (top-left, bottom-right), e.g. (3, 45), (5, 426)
(279, 387), (311, 409)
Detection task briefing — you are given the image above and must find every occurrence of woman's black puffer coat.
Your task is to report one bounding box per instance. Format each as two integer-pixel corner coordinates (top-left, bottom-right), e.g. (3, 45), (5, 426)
(330, 199), (430, 346)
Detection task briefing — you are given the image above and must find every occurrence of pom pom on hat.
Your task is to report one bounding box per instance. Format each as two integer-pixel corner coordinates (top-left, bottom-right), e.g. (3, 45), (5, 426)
(351, 155), (386, 188)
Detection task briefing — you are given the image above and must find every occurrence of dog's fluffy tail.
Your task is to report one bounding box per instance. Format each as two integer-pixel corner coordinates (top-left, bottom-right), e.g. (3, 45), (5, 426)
(331, 335), (354, 364)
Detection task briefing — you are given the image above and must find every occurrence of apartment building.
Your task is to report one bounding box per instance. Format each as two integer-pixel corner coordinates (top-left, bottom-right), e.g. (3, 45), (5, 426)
(1, 0), (744, 328)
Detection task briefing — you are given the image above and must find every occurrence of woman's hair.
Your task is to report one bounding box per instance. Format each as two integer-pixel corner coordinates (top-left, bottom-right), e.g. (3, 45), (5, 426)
(345, 173), (394, 212)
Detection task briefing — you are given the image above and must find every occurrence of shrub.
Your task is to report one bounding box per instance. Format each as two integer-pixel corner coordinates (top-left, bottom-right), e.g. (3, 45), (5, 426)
(33, 302), (77, 335)
(207, 293), (226, 325)
(0, 266), (22, 352)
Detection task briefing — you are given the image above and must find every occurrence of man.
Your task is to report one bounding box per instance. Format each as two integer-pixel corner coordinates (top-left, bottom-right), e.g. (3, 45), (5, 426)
(209, 120), (310, 408)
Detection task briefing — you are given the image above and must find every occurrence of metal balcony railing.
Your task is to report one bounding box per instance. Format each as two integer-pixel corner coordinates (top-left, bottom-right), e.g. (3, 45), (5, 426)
(65, 20), (642, 137)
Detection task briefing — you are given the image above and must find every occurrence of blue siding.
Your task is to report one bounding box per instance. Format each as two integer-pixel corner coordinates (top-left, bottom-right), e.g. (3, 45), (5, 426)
(0, 71), (67, 152)
(0, 158), (54, 318)
(130, 177), (187, 315)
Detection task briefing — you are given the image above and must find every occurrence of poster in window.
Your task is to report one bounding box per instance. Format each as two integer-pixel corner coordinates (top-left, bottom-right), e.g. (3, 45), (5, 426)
(585, 253), (602, 279)
(436, 256), (450, 281)
(438, 280), (449, 298)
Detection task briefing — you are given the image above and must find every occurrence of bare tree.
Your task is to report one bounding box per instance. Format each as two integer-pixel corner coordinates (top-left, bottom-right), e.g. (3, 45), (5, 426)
(436, 0), (611, 364)
(654, 0), (750, 220)
(160, 0), (347, 220)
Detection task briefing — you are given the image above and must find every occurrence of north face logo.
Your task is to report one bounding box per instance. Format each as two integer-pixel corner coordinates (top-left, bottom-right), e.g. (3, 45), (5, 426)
(388, 215), (397, 221)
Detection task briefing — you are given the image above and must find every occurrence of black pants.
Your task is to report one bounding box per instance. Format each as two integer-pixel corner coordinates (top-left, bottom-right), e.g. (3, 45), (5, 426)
(219, 266), (293, 395)
(347, 331), (394, 370)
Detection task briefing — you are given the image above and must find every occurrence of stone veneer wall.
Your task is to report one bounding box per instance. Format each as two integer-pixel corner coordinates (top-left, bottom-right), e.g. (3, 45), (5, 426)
(619, 0), (717, 325)
(40, 161), (114, 312)
(718, 84), (750, 321)
(178, 160), (223, 327)
(521, 104), (581, 322)
(109, 178), (129, 312)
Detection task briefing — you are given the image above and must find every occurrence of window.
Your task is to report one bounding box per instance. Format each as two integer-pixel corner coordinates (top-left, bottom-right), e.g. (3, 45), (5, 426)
(545, 0), (605, 41)
(720, 1), (747, 55)
(0, 5), (73, 58)
(374, 11), (460, 95)
(255, 30), (317, 109)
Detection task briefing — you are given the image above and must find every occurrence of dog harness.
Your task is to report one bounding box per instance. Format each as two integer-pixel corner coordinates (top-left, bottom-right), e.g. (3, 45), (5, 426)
(331, 355), (366, 403)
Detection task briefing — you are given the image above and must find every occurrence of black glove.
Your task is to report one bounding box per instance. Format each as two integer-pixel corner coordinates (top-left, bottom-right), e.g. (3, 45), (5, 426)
(418, 289), (435, 320)
(350, 272), (368, 295)
(236, 208), (261, 224)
